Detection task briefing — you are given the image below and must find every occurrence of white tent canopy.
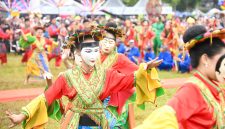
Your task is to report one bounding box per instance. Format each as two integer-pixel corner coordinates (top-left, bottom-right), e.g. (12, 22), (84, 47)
(100, 0), (148, 15)
(207, 8), (221, 16)
(161, 5), (173, 14)
(122, 0), (148, 15)
(8, 0), (150, 15)
(28, 0), (84, 15)
(100, 0), (125, 15)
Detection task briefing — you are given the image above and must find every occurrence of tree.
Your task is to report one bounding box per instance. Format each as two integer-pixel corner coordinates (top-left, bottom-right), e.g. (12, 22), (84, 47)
(122, 0), (139, 6)
(162, 0), (201, 11)
(163, 0), (180, 9)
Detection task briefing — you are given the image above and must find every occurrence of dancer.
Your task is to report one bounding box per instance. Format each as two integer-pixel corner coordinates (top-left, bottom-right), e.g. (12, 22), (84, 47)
(47, 18), (62, 68)
(99, 22), (142, 128)
(20, 17), (33, 64)
(152, 17), (164, 56)
(6, 27), (163, 129)
(19, 26), (53, 86)
(0, 20), (10, 65)
(135, 25), (225, 129)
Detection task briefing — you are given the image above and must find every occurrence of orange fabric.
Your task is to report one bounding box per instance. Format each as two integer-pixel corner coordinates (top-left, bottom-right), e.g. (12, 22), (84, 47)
(21, 28), (31, 34)
(102, 54), (138, 114)
(0, 53), (7, 64)
(21, 49), (33, 63)
(167, 73), (219, 129)
(0, 28), (10, 39)
(48, 54), (62, 67)
(100, 53), (108, 63)
(45, 69), (135, 107)
(48, 25), (58, 37)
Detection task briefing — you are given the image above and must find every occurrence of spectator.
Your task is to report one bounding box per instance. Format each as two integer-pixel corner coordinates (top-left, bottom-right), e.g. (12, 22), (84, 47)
(176, 47), (191, 73)
(117, 39), (126, 54)
(158, 45), (174, 71)
(144, 46), (155, 62)
(127, 40), (140, 64)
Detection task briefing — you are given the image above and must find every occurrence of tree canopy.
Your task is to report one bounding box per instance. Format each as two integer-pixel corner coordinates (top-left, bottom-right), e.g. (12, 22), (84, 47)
(122, 0), (139, 6)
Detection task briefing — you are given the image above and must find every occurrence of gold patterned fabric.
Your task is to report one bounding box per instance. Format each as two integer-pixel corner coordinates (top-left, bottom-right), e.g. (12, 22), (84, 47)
(62, 66), (109, 129)
(187, 74), (225, 129)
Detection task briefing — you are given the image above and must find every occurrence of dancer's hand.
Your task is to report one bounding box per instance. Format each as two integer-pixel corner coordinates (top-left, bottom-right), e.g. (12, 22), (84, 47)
(145, 57), (163, 70)
(5, 111), (27, 128)
(43, 71), (53, 79)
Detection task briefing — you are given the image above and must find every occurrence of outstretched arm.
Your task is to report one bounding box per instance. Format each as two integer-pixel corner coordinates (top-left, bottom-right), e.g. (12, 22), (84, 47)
(107, 57), (163, 96)
(6, 111), (27, 128)
(5, 75), (72, 128)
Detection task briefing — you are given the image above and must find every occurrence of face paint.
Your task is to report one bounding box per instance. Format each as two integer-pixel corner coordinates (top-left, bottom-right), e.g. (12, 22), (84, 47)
(80, 46), (100, 66)
(74, 53), (82, 66)
(215, 54), (225, 83)
(100, 37), (116, 54)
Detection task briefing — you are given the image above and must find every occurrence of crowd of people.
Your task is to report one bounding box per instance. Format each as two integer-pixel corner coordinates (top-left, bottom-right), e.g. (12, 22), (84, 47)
(1, 11), (225, 129)
(1, 13), (225, 73)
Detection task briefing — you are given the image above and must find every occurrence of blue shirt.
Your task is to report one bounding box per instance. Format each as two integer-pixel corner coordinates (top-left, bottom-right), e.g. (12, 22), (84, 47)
(117, 43), (126, 54)
(127, 47), (140, 64)
(158, 51), (173, 64)
(43, 31), (50, 38)
(144, 52), (155, 62)
(158, 50), (174, 70)
(178, 53), (191, 71)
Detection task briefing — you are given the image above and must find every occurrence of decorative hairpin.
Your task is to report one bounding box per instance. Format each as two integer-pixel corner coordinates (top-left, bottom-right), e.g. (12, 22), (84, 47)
(184, 28), (225, 50)
(65, 26), (103, 48)
(98, 25), (125, 38)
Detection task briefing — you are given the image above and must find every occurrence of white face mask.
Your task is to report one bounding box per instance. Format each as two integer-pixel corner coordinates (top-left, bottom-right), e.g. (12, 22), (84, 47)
(74, 53), (82, 66)
(100, 37), (116, 54)
(80, 47), (100, 66)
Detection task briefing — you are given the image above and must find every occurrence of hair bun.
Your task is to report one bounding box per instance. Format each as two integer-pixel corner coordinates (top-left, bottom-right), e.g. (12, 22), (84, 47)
(183, 25), (207, 43)
(105, 22), (117, 28)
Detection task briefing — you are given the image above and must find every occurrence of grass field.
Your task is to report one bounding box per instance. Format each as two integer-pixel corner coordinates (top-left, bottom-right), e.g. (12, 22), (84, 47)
(0, 54), (187, 128)
(0, 54), (191, 90)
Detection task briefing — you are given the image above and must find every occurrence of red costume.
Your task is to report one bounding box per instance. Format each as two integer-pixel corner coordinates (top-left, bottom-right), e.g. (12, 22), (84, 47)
(167, 73), (220, 129)
(0, 28), (10, 64)
(47, 24), (62, 67)
(21, 28), (32, 63)
(100, 53), (138, 114)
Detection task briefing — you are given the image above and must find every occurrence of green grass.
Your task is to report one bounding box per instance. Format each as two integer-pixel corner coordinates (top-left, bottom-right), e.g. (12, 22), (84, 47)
(0, 55), (184, 128)
(0, 55), (191, 90)
(159, 70), (191, 79)
(0, 54), (66, 90)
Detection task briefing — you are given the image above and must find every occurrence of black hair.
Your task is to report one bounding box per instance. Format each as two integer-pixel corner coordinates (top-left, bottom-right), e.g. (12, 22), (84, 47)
(188, 38), (225, 68)
(183, 25), (207, 43)
(74, 35), (94, 50)
(69, 35), (95, 60)
(215, 54), (225, 73)
(105, 22), (117, 39)
(83, 19), (89, 24)
(24, 17), (29, 22)
(2, 24), (10, 32)
(183, 25), (225, 68)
